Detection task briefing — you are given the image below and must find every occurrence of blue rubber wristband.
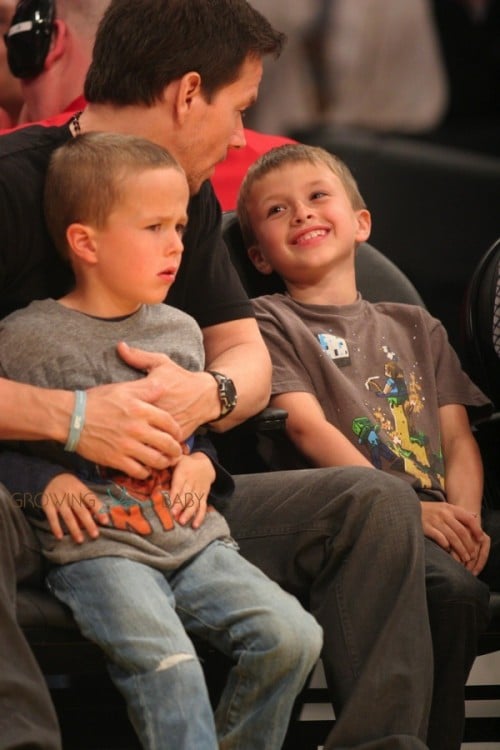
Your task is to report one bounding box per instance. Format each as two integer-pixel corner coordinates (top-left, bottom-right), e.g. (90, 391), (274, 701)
(64, 390), (87, 452)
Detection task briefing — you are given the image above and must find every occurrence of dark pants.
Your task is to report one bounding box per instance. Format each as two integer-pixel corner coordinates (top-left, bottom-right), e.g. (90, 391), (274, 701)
(424, 538), (490, 750)
(227, 468), (489, 750)
(0, 486), (61, 750)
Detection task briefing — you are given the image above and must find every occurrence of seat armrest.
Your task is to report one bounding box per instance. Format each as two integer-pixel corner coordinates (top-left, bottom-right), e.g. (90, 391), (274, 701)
(241, 407), (288, 432)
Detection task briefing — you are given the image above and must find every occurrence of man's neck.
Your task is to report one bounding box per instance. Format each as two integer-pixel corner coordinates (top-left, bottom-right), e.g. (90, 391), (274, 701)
(77, 104), (166, 145)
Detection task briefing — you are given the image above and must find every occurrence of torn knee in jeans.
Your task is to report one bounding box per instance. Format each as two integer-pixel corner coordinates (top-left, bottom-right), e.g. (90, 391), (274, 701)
(156, 653), (195, 672)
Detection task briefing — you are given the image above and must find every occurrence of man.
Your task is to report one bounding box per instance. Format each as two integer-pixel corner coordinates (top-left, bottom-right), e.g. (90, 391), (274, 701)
(0, 2), (488, 749)
(2, 0), (293, 210)
(5, 0), (109, 124)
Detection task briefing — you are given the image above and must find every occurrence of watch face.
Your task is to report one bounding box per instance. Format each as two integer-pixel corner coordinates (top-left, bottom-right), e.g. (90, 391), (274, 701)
(209, 371), (237, 418)
(223, 377), (237, 407)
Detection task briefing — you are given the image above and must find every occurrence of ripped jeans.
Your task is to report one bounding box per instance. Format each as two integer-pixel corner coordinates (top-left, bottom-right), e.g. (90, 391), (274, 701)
(46, 540), (322, 750)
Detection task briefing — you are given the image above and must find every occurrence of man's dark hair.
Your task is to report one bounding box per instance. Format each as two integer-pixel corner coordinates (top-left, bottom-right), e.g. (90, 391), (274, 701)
(85, 0), (285, 106)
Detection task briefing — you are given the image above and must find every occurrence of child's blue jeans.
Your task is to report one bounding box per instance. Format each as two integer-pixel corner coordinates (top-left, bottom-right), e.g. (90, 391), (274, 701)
(47, 539), (322, 750)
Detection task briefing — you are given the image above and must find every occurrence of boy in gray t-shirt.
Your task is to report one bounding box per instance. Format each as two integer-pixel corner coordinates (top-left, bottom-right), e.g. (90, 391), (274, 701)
(0, 133), (322, 750)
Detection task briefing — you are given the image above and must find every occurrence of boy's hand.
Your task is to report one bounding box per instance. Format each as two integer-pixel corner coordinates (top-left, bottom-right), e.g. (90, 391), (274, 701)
(420, 501), (490, 574)
(463, 530), (491, 576)
(169, 452), (216, 529)
(42, 473), (110, 544)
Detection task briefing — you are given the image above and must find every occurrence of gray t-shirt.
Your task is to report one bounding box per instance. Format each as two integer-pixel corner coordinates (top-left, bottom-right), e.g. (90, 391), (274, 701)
(0, 299), (231, 569)
(253, 293), (491, 499)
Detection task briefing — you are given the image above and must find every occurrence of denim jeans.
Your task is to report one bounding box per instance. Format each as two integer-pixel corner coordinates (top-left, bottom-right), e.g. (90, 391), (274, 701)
(47, 540), (322, 750)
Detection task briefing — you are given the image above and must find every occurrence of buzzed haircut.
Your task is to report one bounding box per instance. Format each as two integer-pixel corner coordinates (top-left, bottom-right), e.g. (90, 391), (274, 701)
(85, 0), (286, 106)
(44, 132), (184, 260)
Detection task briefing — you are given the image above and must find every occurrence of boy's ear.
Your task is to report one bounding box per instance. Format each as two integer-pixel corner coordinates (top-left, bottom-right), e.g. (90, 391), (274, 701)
(355, 209), (372, 244)
(66, 223), (98, 265)
(247, 244), (274, 276)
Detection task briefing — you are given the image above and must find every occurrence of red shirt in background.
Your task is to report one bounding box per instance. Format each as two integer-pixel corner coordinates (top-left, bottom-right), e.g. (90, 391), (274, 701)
(212, 129), (295, 211)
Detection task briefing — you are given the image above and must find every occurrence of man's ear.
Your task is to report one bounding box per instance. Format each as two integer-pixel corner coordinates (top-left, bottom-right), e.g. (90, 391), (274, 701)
(43, 19), (67, 70)
(173, 71), (203, 123)
(355, 209), (372, 244)
(247, 245), (274, 276)
(66, 224), (98, 265)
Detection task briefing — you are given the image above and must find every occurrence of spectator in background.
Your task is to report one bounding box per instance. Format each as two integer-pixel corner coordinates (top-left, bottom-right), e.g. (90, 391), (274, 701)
(0, 0), (23, 128)
(1, 0), (292, 212)
(321, 0), (448, 135)
(427, 0), (500, 157)
(4, 0), (109, 125)
(212, 128), (295, 211)
(241, 0), (323, 135)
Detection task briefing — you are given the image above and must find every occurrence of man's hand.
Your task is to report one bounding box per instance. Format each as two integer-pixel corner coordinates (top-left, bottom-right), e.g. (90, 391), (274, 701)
(117, 342), (219, 438)
(42, 474), (110, 543)
(78, 377), (184, 479)
(421, 501), (490, 574)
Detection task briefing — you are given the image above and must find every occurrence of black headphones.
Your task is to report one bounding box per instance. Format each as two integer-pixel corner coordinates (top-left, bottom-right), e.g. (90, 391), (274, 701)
(4, 0), (56, 79)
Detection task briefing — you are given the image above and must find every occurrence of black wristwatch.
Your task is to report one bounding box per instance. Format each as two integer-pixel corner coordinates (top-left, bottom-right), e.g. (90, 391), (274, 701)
(207, 371), (238, 421)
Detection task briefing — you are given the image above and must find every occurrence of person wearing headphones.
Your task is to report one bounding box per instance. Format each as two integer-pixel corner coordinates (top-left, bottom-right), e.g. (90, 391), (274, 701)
(4, 0), (109, 124)
(0, 0), (23, 127)
(3, 0), (292, 208)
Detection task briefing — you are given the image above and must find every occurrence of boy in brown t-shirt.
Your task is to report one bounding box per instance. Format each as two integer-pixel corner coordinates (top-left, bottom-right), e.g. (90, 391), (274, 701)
(238, 142), (492, 576)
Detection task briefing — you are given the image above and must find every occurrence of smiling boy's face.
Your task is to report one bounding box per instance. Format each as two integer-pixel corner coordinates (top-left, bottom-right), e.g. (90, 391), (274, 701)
(245, 161), (371, 288)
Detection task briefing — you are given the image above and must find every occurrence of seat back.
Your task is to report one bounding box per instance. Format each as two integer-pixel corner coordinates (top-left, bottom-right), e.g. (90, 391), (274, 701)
(289, 126), (500, 359)
(222, 211), (426, 307)
(464, 237), (500, 410)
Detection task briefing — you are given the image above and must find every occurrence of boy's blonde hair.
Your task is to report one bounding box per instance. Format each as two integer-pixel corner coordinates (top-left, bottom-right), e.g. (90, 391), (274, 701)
(237, 143), (367, 248)
(44, 132), (185, 261)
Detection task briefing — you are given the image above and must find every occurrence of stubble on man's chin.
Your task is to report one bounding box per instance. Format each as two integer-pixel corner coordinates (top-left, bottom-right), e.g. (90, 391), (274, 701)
(187, 171), (213, 197)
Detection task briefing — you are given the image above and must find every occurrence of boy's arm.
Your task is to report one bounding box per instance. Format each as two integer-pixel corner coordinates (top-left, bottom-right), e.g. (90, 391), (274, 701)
(435, 402), (490, 574)
(271, 391), (373, 469)
(439, 403), (484, 514)
(276, 391), (491, 574)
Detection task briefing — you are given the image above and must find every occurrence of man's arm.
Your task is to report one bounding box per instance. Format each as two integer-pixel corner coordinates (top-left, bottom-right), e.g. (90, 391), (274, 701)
(0, 377), (184, 478)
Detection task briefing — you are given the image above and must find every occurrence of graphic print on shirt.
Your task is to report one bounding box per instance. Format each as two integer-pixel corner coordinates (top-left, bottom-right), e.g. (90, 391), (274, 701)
(317, 333), (445, 490)
(93, 434), (211, 535)
(317, 333), (351, 367)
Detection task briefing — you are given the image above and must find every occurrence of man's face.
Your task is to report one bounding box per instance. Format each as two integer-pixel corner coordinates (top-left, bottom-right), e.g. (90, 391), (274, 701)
(0, 0), (22, 120)
(175, 55), (263, 194)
